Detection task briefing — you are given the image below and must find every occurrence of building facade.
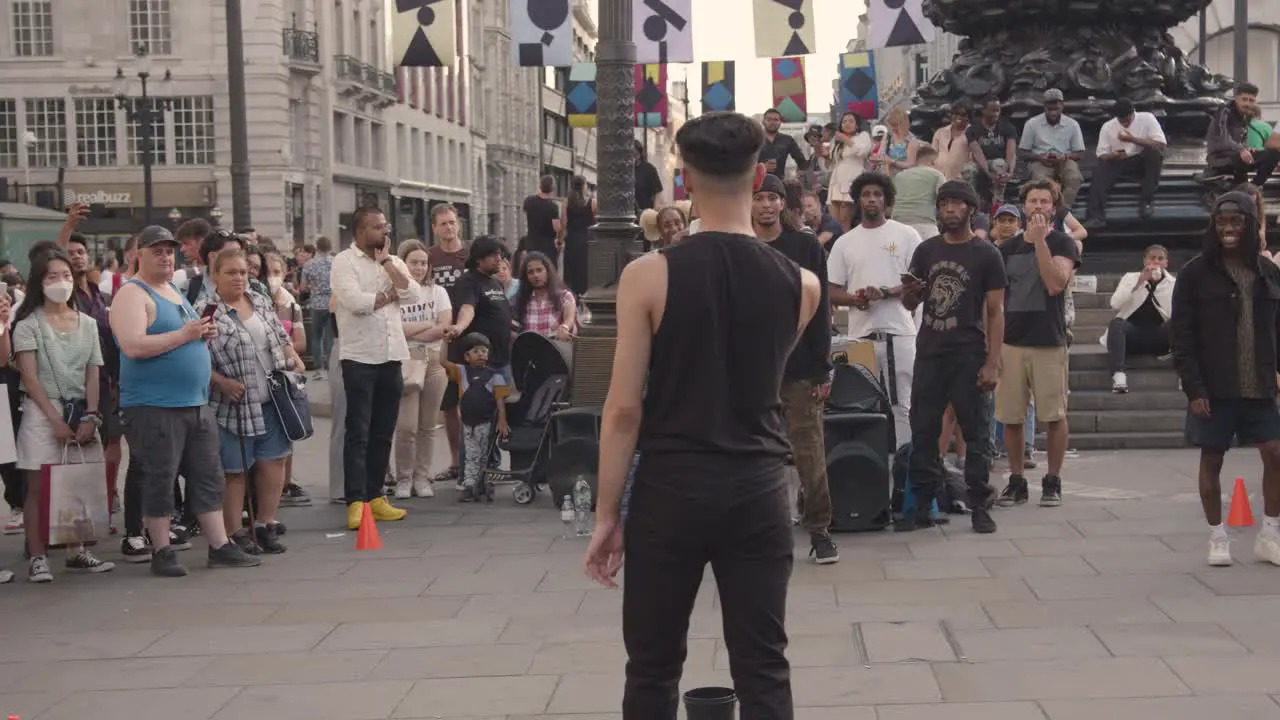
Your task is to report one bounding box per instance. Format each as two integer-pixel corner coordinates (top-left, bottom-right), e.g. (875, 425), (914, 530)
(540, 0), (599, 196)
(480, 0), (542, 242)
(844, 16), (961, 119)
(1171, 0), (1280, 121)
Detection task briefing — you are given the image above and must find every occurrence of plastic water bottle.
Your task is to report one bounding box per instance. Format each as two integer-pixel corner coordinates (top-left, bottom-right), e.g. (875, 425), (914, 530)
(560, 495), (575, 539)
(579, 303), (593, 326)
(572, 478), (593, 537)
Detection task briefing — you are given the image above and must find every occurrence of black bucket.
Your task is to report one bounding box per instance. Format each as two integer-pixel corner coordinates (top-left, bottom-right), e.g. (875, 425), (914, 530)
(682, 686), (737, 720)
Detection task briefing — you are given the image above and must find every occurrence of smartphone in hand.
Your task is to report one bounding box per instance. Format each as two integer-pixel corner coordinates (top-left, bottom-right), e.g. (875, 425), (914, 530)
(201, 304), (218, 320)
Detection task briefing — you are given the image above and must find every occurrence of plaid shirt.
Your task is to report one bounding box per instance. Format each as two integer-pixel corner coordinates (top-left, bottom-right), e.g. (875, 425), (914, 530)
(197, 289), (291, 436)
(520, 289), (576, 335)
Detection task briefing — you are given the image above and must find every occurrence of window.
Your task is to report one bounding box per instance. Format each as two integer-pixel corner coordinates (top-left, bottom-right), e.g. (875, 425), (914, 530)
(0, 99), (15, 168)
(74, 98), (116, 167)
(172, 96), (215, 165)
(289, 99), (308, 169)
(371, 122), (384, 170)
(126, 106), (165, 166)
(129, 0), (172, 55)
(333, 111), (349, 164)
(24, 97), (65, 167)
(369, 18), (378, 68)
(333, 0), (344, 55)
(11, 0), (54, 57)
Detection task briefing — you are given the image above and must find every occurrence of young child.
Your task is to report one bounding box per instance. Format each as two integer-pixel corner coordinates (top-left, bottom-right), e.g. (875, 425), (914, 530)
(440, 332), (510, 500)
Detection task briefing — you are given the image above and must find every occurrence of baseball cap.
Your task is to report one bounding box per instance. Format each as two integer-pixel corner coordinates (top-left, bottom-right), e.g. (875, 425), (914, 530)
(137, 225), (178, 248)
(994, 204), (1023, 222)
(756, 174), (786, 197)
(1043, 89), (1064, 103)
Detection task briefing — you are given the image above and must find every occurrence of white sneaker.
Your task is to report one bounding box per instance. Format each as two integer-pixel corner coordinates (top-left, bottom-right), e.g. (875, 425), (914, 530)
(3, 509), (21, 535)
(0, 568), (13, 584)
(1254, 532), (1280, 566)
(413, 478), (435, 497)
(1208, 535), (1234, 566)
(28, 555), (53, 583)
(1112, 371), (1128, 394)
(394, 480), (412, 500)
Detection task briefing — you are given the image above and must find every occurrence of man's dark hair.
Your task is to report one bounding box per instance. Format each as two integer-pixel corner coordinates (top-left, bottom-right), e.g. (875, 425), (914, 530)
(676, 111), (766, 180)
(301, 243), (317, 255)
(27, 239), (59, 262)
(633, 139), (644, 155)
(1020, 178), (1062, 206)
(1112, 98), (1135, 119)
(1236, 82), (1260, 97)
(467, 234), (504, 270)
(200, 229), (242, 267)
(235, 227), (255, 235)
(1144, 244), (1167, 257)
(849, 171), (896, 209)
(539, 175), (555, 194)
(351, 206), (383, 233)
(316, 235), (333, 253)
(67, 231), (89, 250)
(980, 96), (1000, 109)
(762, 108), (781, 119)
(176, 218), (211, 243)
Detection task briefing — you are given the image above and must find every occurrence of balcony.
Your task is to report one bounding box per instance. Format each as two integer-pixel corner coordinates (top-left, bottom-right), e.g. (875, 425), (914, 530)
(334, 54), (364, 96)
(282, 28), (321, 72)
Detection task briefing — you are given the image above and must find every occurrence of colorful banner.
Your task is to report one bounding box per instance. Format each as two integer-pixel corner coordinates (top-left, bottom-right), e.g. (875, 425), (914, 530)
(565, 63), (597, 128)
(700, 61), (735, 112)
(771, 57), (806, 123)
(838, 51), (879, 121)
(753, 0), (816, 58)
(391, 0), (455, 67)
(868, 0), (934, 48)
(673, 168), (687, 200)
(509, 0), (573, 66)
(634, 63), (668, 128)
(633, 0), (693, 64)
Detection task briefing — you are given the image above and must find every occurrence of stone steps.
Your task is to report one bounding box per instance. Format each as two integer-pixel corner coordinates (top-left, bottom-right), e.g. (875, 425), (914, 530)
(1058, 345), (1185, 450)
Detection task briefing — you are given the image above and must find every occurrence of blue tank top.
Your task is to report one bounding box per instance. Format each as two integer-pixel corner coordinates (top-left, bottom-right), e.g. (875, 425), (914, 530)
(118, 279), (212, 408)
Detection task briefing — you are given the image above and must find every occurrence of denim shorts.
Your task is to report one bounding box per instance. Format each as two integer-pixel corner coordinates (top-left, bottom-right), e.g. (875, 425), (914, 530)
(218, 403), (293, 473)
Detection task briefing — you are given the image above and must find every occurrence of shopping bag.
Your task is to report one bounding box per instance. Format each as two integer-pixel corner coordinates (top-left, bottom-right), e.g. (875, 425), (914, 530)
(37, 446), (109, 547)
(0, 385), (17, 466)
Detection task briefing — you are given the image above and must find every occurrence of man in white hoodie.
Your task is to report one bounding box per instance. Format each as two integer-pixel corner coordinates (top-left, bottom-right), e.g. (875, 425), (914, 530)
(1104, 244), (1175, 393)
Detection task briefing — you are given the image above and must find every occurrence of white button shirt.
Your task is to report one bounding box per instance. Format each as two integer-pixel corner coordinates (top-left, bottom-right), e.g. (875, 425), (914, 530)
(1096, 112), (1167, 157)
(331, 246), (419, 364)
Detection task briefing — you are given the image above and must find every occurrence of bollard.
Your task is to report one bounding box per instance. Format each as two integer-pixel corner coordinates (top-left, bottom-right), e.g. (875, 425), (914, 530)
(682, 686), (737, 720)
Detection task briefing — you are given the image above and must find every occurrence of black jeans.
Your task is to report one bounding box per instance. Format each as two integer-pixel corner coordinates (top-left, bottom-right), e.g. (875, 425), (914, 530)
(1223, 147), (1280, 186)
(1087, 150), (1164, 218)
(908, 352), (995, 509)
(341, 360), (403, 503)
(1106, 317), (1170, 373)
(1, 463), (20, 511)
(622, 476), (794, 720)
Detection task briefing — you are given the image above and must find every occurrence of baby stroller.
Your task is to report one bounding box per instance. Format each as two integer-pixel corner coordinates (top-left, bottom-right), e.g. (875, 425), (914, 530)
(476, 332), (572, 504)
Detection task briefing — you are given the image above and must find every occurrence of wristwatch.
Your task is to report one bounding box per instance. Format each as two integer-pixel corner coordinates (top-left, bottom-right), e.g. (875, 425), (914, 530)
(879, 286), (892, 298)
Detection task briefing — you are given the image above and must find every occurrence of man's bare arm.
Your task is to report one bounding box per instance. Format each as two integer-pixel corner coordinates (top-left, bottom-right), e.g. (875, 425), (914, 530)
(983, 288), (1005, 369)
(109, 284), (199, 359)
(797, 268), (821, 340)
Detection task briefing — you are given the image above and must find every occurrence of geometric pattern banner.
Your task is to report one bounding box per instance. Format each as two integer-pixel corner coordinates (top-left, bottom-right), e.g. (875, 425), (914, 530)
(633, 0), (693, 64)
(391, 0), (456, 67)
(566, 63), (598, 128)
(753, 0), (817, 58)
(838, 51), (879, 121)
(634, 63), (669, 128)
(509, 0), (574, 67)
(700, 60), (736, 113)
(771, 56), (807, 123)
(868, 0), (934, 48)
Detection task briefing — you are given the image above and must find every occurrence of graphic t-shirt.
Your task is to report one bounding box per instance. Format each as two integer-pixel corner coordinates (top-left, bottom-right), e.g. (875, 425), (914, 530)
(907, 236), (1008, 357)
(966, 119), (1018, 163)
(452, 269), (513, 366)
(399, 283), (452, 352)
(427, 244), (468, 319)
(1000, 231), (1081, 347)
(445, 363), (509, 426)
(828, 220), (922, 338)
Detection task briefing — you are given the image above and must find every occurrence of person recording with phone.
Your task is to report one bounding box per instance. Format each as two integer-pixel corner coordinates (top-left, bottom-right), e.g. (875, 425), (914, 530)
(1085, 99), (1167, 228)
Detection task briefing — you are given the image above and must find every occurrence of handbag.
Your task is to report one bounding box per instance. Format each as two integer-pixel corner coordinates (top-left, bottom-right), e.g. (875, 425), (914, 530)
(34, 310), (87, 431)
(37, 444), (108, 546)
(402, 346), (428, 392)
(236, 309), (315, 443)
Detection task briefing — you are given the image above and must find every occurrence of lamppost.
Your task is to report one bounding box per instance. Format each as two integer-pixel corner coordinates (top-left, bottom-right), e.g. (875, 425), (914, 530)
(20, 130), (37, 204)
(209, 206), (224, 227)
(113, 43), (174, 228)
(167, 208), (183, 226)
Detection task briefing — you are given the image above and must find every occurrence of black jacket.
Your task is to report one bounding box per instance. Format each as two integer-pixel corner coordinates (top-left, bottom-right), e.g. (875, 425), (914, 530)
(768, 229), (832, 383)
(1205, 103), (1248, 169)
(1171, 253), (1280, 401)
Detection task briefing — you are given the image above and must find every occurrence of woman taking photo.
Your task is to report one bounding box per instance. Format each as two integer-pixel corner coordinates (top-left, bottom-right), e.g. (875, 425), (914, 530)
(393, 240), (452, 499)
(14, 248), (111, 582)
(825, 111), (873, 231)
(512, 251), (577, 341)
(872, 106), (918, 176)
(263, 251), (309, 507)
(198, 249), (303, 555)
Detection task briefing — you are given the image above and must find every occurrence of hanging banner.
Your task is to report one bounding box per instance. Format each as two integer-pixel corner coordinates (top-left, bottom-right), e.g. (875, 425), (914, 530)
(867, 0), (934, 48)
(700, 61), (736, 113)
(566, 63), (598, 128)
(771, 57), (807, 123)
(391, 0), (456, 67)
(634, 64), (668, 128)
(633, 0), (693, 64)
(673, 168), (687, 200)
(509, 0), (573, 67)
(753, 0), (816, 59)
(838, 51), (879, 121)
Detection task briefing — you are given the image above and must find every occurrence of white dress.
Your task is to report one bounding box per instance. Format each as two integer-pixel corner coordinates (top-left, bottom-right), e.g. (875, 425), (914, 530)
(826, 131), (874, 205)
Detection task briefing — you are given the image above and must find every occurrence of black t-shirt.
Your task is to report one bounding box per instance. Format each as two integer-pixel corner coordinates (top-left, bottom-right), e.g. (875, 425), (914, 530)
(760, 133), (806, 179)
(817, 215), (845, 248)
(523, 195), (559, 251)
(1000, 231), (1081, 347)
(634, 162), (662, 212)
(427, 244), (469, 321)
(452, 269), (513, 366)
(966, 120), (1017, 162)
(766, 229), (832, 382)
(908, 236), (1008, 358)
(1129, 288), (1165, 327)
(456, 364), (504, 426)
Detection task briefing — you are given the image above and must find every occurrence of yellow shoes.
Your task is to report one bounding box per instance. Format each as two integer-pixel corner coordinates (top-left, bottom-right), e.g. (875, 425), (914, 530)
(346, 497), (408, 530)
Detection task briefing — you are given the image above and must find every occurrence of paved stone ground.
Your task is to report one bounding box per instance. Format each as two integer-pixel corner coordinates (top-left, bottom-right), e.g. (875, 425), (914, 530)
(3, 423), (1280, 720)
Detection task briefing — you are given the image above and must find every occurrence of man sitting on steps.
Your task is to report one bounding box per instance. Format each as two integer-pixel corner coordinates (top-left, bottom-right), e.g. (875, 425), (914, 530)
(1103, 244), (1175, 394)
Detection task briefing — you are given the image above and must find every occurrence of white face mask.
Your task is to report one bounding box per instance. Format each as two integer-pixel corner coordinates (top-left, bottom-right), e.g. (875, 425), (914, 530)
(267, 276), (283, 292)
(44, 281), (73, 304)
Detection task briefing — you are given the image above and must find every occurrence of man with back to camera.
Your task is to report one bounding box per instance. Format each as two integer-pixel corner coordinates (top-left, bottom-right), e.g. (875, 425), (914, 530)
(752, 173), (838, 565)
(583, 111), (822, 719)
(1172, 192), (1280, 567)
(826, 171), (923, 456)
(900, 181), (1006, 534)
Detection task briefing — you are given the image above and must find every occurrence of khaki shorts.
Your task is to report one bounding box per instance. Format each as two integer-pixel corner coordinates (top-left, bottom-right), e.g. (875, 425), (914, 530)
(995, 345), (1069, 425)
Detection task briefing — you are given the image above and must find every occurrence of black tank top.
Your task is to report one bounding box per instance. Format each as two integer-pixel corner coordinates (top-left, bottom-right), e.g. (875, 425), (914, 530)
(637, 232), (803, 499)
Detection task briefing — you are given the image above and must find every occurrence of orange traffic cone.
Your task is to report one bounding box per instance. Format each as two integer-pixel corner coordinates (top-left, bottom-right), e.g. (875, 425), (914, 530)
(1227, 477), (1255, 528)
(355, 503), (382, 550)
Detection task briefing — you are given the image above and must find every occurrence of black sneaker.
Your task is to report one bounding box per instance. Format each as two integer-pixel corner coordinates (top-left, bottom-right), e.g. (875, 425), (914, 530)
(230, 529), (260, 555)
(971, 506), (997, 534)
(1023, 448), (1038, 470)
(145, 527), (192, 552)
(269, 520), (287, 536)
(253, 524), (287, 554)
(150, 546), (189, 577)
(280, 482), (312, 507)
(121, 535), (151, 563)
(809, 532), (840, 565)
(894, 512), (937, 533)
(1040, 475), (1063, 507)
(208, 541), (263, 568)
(997, 475), (1030, 507)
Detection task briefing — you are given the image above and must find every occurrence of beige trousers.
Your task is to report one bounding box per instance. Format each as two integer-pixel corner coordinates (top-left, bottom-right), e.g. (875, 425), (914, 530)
(394, 346), (448, 483)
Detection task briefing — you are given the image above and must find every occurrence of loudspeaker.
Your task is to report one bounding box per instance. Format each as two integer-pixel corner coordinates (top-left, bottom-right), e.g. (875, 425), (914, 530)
(545, 407), (602, 507)
(823, 411), (892, 532)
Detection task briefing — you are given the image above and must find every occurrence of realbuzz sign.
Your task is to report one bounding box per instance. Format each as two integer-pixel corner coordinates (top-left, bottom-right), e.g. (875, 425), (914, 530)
(62, 189), (132, 206)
